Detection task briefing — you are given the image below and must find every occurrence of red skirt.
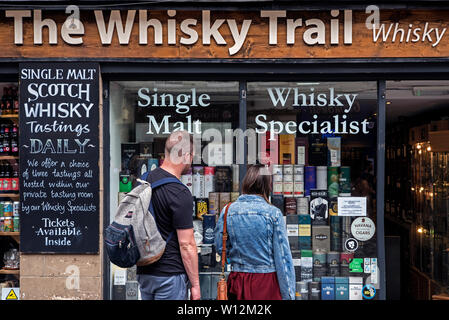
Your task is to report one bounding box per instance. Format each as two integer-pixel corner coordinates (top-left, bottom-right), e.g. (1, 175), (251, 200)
(227, 271), (282, 300)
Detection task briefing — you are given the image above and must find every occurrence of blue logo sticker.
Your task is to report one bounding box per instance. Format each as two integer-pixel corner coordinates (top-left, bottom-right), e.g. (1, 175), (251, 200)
(362, 284), (376, 300)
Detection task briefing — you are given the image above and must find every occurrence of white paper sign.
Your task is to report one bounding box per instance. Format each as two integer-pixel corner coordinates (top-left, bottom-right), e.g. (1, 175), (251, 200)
(114, 268), (127, 286)
(338, 197), (367, 216)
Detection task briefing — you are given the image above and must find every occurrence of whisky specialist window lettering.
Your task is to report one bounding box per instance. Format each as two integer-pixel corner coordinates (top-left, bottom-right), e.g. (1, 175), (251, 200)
(19, 62), (100, 253)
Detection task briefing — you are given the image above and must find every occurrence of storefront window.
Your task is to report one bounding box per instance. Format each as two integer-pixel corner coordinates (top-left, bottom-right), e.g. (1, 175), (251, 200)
(247, 81), (379, 300)
(386, 80), (449, 298)
(109, 81), (240, 299)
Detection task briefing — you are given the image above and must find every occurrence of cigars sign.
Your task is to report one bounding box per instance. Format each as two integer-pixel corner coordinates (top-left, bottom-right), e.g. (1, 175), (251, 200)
(0, 8), (449, 58)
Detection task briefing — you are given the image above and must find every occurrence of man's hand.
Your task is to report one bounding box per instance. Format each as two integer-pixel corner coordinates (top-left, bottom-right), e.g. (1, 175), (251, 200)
(178, 228), (201, 300)
(190, 285), (201, 300)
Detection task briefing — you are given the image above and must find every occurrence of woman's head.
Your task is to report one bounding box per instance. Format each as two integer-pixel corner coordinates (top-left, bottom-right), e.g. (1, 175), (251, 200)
(241, 164), (272, 202)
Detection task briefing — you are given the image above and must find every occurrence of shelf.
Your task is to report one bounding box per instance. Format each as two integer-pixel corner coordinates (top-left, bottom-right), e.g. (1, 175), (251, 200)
(0, 232), (19, 236)
(0, 193), (19, 198)
(0, 114), (18, 119)
(0, 156), (18, 160)
(0, 269), (19, 275)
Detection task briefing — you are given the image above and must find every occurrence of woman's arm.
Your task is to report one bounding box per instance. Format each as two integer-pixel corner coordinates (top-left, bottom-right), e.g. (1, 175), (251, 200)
(214, 207), (225, 255)
(272, 209), (296, 300)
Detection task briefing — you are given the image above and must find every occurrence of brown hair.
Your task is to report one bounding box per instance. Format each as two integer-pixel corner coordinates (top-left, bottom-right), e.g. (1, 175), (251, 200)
(241, 164), (272, 203)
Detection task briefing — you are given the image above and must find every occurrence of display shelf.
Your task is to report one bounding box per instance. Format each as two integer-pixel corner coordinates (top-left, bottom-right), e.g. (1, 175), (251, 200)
(0, 193), (19, 198)
(0, 232), (20, 243)
(0, 269), (19, 275)
(0, 156), (18, 160)
(0, 114), (18, 119)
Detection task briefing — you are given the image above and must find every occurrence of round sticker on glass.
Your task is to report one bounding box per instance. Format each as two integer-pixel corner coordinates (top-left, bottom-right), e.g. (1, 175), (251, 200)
(344, 238), (359, 252)
(351, 217), (376, 241)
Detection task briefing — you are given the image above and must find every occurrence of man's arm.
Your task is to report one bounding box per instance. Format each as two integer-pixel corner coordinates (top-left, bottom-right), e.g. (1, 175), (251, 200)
(177, 228), (201, 300)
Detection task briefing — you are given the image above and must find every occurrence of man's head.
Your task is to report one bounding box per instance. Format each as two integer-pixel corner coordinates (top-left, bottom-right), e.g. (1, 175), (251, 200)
(163, 130), (194, 175)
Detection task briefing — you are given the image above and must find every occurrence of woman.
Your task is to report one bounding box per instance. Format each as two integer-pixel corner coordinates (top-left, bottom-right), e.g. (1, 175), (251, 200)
(214, 164), (295, 300)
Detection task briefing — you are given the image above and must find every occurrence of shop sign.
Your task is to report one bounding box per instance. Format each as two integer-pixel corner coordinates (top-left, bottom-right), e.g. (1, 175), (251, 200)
(19, 62), (100, 253)
(351, 217), (376, 241)
(0, 9), (448, 58)
(349, 258), (364, 273)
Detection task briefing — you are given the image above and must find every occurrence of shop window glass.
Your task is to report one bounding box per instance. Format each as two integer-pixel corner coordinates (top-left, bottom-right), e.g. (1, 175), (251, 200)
(109, 81), (239, 300)
(247, 81), (379, 299)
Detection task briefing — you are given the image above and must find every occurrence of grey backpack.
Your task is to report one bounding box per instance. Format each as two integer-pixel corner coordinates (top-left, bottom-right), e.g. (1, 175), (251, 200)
(105, 173), (185, 268)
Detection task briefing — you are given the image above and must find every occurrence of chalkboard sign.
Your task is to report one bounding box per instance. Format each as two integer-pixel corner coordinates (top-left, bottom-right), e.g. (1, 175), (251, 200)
(19, 63), (100, 253)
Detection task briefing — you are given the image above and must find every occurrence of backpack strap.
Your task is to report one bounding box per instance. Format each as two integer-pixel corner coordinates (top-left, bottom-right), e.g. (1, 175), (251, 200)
(143, 173), (188, 244)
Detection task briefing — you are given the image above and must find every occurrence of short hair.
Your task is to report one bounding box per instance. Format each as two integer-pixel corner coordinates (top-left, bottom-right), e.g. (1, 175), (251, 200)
(164, 130), (193, 160)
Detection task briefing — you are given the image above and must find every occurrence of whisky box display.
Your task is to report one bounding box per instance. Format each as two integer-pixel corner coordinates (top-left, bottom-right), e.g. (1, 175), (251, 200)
(134, 156), (150, 177)
(308, 135), (327, 166)
(330, 216), (342, 252)
(204, 167), (215, 197)
(202, 214), (216, 245)
(292, 250), (301, 281)
(219, 192), (231, 214)
(192, 166), (205, 198)
(327, 137), (341, 167)
(313, 250), (327, 281)
(316, 166), (328, 190)
(272, 195), (284, 214)
(327, 167), (340, 199)
(349, 277), (363, 300)
(232, 164), (239, 192)
(181, 171), (193, 194)
(293, 165), (305, 197)
(284, 196), (297, 215)
(339, 166), (351, 196)
(273, 171), (283, 195)
(279, 134), (296, 164)
(121, 143), (139, 170)
(283, 174), (293, 196)
(139, 141), (153, 157)
(299, 214), (312, 250)
(341, 217), (353, 250)
(321, 277), (335, 300)
(329, 198), (338, 216)
(304, 166), (316, 197)
(260, 131), (278, 166)
(208, 192), (219, 215)
(287, 215), (300, 250)
(148, 158), (159, 171)
(301, 250), (313, 282)
(340, 252), (354, 277)
(230, 192), (240, 202)
(335, 277), (349, 300)
(215, 166), (232, 192)
(312, 225), (331, 252)
(296, 281), (309, 300)
(126, 266), (137, 282)
(310, 190), (329, 225)
(295, 137), (308, 166)
(297, 197), (309, 215)
(327, 251), (340, 277)
(309, 281), (321, 300)
(195, 198), (209, 220)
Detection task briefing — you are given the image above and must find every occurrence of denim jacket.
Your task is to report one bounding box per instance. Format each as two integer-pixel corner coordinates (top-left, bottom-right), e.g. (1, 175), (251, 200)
(214, 194), (295, 300)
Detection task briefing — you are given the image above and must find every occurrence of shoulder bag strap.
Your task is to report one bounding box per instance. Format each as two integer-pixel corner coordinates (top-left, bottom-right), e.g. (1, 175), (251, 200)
(221, 202), (232, 275)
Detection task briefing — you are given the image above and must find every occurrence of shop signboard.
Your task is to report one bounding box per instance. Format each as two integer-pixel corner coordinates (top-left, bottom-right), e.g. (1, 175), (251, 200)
(19, 62), (100, 253)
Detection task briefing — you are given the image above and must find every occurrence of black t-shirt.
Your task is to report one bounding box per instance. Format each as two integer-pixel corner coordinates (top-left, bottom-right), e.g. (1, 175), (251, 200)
(136, 167), (194, 276)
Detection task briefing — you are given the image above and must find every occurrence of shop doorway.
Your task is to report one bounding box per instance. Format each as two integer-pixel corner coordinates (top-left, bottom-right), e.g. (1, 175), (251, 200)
(385, 80), (449, 300)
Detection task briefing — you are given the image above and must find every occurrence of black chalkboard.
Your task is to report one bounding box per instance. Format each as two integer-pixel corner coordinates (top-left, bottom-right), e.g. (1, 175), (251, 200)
(19, 63), (100, 254)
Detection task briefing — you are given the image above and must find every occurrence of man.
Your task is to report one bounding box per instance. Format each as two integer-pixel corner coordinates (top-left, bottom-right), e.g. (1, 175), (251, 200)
(137, 130), (201, 300)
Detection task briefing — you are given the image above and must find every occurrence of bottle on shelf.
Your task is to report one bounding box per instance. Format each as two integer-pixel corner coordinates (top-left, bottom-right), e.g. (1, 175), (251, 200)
(3, 162), (12, 192)
(0, 161), (5, 193)
(11, 164), (19, 192)
(0, 125), (4, 155)
(10, 124), (18, 157)
(3, 124), (10, 155)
